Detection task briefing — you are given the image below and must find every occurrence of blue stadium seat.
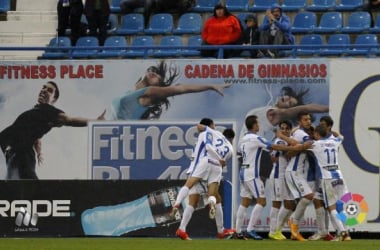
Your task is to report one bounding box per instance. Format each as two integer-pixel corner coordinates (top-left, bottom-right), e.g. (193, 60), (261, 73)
(40, 36), (71, 59)
(192, 0), (219, 12)
(314, 12), (342, 34)
(347, 34), (378, 57)
(335, 0), (364, 11)
(123, 35), (154, 58)
(225, 0), (249, 12)
(115, 13), (144, 35)
(97, 36), (128, 58)
(107, 14), (118, 35)
(306, 0), (336, 12)
(291, 11), (317, 34)
(0, 0), (10, 13)
(341, 11), (371, 34)
(110, 0), (121, 13)
(320, 34), (350, 56)
(173, 13), (202, 34)
(281, 0), (307, 12)
(182, 35), (202, 57)
(72, 36), (99, 59)
(296, 34), (323, 56)
(152, 35), (183, 58)
(249, 0), (277, 12)
(144, 13), (173, 35)
(369, 15), (380, 33)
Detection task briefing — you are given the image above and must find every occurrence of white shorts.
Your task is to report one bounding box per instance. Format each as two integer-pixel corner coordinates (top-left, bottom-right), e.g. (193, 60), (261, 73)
(285, 171), (313, 199)
(189, 181), (208, 195)
(240, 178), (265, 199)
(190, 157), (209, 180)
(269, 177), (286, 202)
(322, 178), (349, 208)
(207, 163), (222, 185)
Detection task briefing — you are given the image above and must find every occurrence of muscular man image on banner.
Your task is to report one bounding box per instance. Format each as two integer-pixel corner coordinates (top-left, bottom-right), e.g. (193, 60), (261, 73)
(0, 81), (105, 180)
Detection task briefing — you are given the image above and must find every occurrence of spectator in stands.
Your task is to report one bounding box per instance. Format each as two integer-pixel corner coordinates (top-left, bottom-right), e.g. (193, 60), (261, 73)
(259, 3), (294, 58)
(365, 0), (380, 27)
(84, 0), (110, 46)
(57, 0), (84, 45)
(240, 14), (262, 58)
(201, 3), (242, 58)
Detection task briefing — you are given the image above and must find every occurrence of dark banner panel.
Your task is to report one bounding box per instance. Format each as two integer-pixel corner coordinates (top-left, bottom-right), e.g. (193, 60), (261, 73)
(0, 180), (225, 237)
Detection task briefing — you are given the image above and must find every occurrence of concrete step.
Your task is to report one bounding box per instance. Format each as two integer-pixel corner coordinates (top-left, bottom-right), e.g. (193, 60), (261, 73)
(0, 50), (44, 60)
(0, 20), (57, 33)
(16, 0), (57, 11)
(7, 11), (57, 22)
(0, 32), (55, 45)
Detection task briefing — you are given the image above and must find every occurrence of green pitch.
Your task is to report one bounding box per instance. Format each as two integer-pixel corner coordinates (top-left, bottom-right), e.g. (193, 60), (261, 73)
(0, 238), (379, 250)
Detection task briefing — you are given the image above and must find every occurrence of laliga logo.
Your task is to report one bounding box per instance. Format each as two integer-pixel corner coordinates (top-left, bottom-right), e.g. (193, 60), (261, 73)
(15, 207), (38, 227)
(336, 192), (368, 226)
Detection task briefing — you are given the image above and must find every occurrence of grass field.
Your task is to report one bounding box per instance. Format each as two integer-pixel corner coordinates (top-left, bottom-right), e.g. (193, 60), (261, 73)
(0, 238), (379, 250)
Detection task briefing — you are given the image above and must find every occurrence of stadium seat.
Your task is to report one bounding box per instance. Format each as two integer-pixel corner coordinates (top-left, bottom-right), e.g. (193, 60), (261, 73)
(291, 11), (317, 34)
(110, 0), (122, 13)
(192, 0), (219, 12)
(115, 13), (144, 35)
(225, 0), (249, 12)
(0, 0), (10, 13)
(173, 13), (202, 34)
(369, 15), (380, 33)
(72, 36), (99, 59)
(341, 11), (371, 34)
(280, 0), (307, 12)
(152, 35), (183, 57)
(181, 35), (202, 57)
(306, 0), (336, 12)
(144, 13), (173, 35)
(40, 36), (72, 59)
(107, 14), (118, 35)
(335, 0), (364, 11)
(314, 12), (342, 34)
(347, 34), (378, 57)
(249, 0), (277, 12)
(123, 35), (154, 58)
(97, 36), (128, 58)
(296, 34), (323, 56)
(320, 34), (350, 56)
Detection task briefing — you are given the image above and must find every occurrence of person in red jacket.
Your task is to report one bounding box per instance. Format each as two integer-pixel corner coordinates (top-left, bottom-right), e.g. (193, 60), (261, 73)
(201, 3), (242, 58)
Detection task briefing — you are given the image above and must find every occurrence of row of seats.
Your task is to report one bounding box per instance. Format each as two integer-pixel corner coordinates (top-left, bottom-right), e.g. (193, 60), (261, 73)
(108, 10), (378, 37)
(292, 11), (380, 34)
(295, 33), (379, 57)
(109, 0), (365, 13)
(40, 33), (380, 60)
(40, 35), (202, 59)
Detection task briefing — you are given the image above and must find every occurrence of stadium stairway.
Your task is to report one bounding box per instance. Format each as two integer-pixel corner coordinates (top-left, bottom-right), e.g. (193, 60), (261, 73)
(0, 0), (57, 60)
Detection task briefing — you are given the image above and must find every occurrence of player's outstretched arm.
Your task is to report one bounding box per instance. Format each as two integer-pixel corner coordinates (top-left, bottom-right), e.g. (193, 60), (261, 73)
(58, 109), (106, 127)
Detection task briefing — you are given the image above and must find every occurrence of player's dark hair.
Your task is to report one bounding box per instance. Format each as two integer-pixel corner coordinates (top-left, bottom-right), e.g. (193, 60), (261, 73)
(320, 115), (334, 127)
(200, 118), (214, 127)
(245, 115), (258, 130)
(223, 128), (235, 141)
(47, 81), (59, 100)
(140, 60), (180, 120)
(297, 110), (310, 121)
(279, 120), (292, 130)
(315, 125), (328, 138)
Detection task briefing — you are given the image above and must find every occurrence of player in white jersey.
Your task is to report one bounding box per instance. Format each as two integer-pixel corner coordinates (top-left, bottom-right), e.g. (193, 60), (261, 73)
(173, 118), (235, 240)
(307, 125), (351, 241)
(268, 120), (295, 240)
(235, 115), (310, 240)
(279, 111), (314, 241)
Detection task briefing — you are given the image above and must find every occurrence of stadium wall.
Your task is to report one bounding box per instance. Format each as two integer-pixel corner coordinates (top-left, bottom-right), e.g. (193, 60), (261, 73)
(0, 58), (379, 235)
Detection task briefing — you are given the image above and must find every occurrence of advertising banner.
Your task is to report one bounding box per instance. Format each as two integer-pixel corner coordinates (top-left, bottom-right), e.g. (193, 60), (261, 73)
(0, 180), (224, 237)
